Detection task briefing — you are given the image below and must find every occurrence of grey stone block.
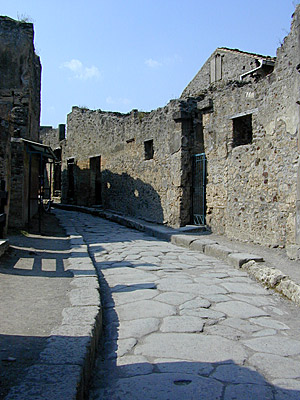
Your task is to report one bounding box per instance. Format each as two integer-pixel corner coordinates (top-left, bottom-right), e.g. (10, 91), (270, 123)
(204, 244), (235, 261)
(0, 239), (9, 257)
(69, 287), (100, 306)
(170, 234), (200, 248)
(62, 305), (101, 326)
(243, 336), (300, 356)
(93, 372), (224, 400)
(70, 237), (85, 246)
(276, 278), (300, 306)
(5, 364), (81, 400)
(249, 353), (300, 379)
(190, 238), (218, 252)
(160, 316), (204, 333)
(70, 276), (99, 289)
(286, 245), (300, 260)
(39, 336), (91, 365)
(134, 332), (247, 363)
(214, 300), (269, 319)
(227, 252), (264, 268)
(243, 261), (287, 289)
(224, 383), (273, 400)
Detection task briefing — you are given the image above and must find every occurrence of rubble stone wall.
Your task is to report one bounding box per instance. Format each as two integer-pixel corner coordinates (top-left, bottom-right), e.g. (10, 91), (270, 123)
(197, 8), (300, 248)
(40, 125), (65, 149)
(0, 17), (41, 229)
(182, 48), (275, 99)
(61, 103), (186, 226)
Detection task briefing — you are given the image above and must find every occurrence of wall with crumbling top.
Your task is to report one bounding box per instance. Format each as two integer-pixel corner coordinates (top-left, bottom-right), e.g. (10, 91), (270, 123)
(0, 17), (41, 142)
(183, 6), (300, 250)
(61, 103), (188, 227)
(42, 7), (300, 255)
(40, 125), (66, 148)
(0, 16), (41, 230)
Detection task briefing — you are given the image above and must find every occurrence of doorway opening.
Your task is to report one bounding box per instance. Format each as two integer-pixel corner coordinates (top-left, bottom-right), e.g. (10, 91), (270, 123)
(90, 155), (102, 205)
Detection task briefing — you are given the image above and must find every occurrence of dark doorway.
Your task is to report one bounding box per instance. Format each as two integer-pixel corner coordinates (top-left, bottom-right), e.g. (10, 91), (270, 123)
(0, 179), (7, 238)
(67, 158), (75, 201)
(90, 156), (102, 205)
(53, 148), (61, 196)
(192, 153), (206, 225)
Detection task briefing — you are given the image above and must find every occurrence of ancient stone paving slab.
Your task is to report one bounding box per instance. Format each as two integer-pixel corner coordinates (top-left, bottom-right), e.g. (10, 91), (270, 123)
(60, 211), (300, 399)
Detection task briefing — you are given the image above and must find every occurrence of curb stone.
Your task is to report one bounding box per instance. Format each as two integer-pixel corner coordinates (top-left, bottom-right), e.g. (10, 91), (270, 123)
(171, 236), (300, 306)
(0, 238), (9, 258)
(5, 213), (102, 400)
(54, 203), (300, 307)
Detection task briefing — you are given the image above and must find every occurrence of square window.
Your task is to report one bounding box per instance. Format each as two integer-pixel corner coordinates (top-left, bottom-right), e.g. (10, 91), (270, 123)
(144, 139), (154, 160)
(232, 114), (252, 147)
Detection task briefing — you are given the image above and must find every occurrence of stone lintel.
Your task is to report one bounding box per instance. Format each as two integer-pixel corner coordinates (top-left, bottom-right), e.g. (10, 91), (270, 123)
(196, 98), (213, 112)
(228, 108), (258, 119)
(173, 111), (192, 121)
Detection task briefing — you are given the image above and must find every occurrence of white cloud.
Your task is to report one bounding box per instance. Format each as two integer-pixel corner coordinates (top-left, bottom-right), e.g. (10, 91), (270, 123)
(61, 59), (101, 80)
(145, 54), (182, 69)
(145, 58), (162, 68)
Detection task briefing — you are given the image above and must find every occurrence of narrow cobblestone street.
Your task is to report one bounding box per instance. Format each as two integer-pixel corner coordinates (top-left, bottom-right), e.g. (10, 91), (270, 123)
(59, 210), (300, 400)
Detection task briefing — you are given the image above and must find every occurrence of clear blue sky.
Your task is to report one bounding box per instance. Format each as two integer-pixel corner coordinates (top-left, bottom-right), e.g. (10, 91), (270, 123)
(1, 0), (297, 127)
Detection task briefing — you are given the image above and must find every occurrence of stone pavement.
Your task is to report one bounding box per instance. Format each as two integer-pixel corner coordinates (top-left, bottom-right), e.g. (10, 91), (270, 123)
(55, 203), (300, 306)
(0, 210), (101, 400)
(2, 207), (300, 399)
(51, 209), (300, 399)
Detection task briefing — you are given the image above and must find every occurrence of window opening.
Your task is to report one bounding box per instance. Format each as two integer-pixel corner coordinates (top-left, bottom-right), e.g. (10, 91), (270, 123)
(232, 114), (252, 147)
(59, 124), (66, 141)
(144, 139), (154, 160)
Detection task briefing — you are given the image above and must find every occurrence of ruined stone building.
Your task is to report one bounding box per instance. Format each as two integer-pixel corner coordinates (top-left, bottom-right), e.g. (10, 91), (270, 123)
(0, 16), (54, 235)
(41, 7), (300, 257)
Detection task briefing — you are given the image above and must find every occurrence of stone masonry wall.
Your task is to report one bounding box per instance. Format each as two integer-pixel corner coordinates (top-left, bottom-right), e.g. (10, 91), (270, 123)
(0, 17), (41, 142)
(182, 48), (275, 99)
(62, 102), (185, 227)
(195, 8), (300, 248)
(0, 104), (12, 234)
(0, 17), (41, 229)
(40, 125), (65, 198)
(40, 125), (65, 149)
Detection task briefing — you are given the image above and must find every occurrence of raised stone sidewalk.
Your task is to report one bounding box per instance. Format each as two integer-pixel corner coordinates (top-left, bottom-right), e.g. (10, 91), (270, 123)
(2, 211), (102, 400)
